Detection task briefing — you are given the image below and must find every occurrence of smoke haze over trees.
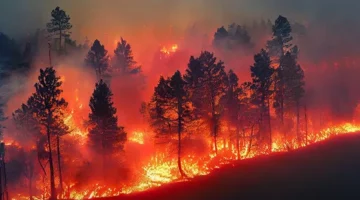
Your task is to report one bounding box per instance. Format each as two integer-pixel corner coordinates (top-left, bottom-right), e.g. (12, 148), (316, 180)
(0, 1), (359, 199)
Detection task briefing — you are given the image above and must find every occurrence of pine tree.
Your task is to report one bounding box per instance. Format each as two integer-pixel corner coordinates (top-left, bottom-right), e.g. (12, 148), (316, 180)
(29, 67), (68, 200)
(213, 24), (252, 50)
(219, 70), (244, 159)
(281, 52), (305, 145)
(148, 76), (173, 134)
(113, 38), (141, 74)
(12, 101), (45, 200)
(46, 7), (72, 53)
(85, 40), (110, 81)
(267, 15), (296, 63)
(250, 49), (274, 150)
(148, 71), (192, 177)
(88, 79), (127, 178)
(268, 15), (298, 132)
(184, 51), (228, 155)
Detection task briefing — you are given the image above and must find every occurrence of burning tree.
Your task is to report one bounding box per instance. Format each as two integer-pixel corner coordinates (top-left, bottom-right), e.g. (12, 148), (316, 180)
(29, 67), (69, 200)
(46, 6), (72, 53)
(148, 71), (192, 177)
(88, 79), (127, 180)
(12, 101), (47, 199)
(280, 52), (305, 144)
(113, 38), (141, 74)
(184, 51), (228, 155)
(219, 70), (243, 159)
(85, 40), (110, 81)
(250, 49), (274, 150)
(267, 15), (303, 143)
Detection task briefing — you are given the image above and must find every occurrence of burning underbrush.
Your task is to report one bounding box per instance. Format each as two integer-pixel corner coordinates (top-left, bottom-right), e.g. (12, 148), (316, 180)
(6, 107), (360, 200)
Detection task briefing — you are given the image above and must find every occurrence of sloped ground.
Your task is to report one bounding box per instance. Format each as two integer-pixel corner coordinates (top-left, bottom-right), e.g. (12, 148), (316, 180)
(100, 133), (360, 200)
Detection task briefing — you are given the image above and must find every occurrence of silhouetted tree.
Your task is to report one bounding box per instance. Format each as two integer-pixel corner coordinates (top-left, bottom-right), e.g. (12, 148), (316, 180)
(213, 24), (252, 50)
(88, 79), (127, 178)
(281, 52), (305, 144)
(184, 51), (228, 155)
(149, 71), (192, 177)
(12, 102), (45, 200)
(219, 70), (245, 159)
(267, 15), (297, 63)
(113, 38), (141, 74)
(29, 67), (68, 200)
(46, 7), (72, 52)
(250, 49), (274, 150)
(268, 15), (299, 130)
(148, 76), (173, 134)
(85, 40), (110, 81)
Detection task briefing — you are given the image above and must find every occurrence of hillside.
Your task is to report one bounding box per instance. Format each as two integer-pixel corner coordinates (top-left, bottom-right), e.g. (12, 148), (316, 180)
(100, 133), (360, 200)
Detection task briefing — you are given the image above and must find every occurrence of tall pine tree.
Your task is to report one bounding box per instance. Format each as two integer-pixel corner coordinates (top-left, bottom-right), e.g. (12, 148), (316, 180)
(88, 79), (127, 178)
(12, 101), (46, 199)
(281, 52), (305, 145)
(113, 38), (141, 74)
(30, 67), (68, 200)
(184, 51), (228, 155)
(46, 7), (72, 53)
(149, 71), (192, 177)
(85, 40), (110, 81)
(267, 15), (297, 62)
(219, 70), (245, 159)
(250, 49), (274, 151)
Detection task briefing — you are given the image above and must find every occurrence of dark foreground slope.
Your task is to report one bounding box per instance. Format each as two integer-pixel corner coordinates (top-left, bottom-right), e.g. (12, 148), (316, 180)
(103, 133), (360, 200)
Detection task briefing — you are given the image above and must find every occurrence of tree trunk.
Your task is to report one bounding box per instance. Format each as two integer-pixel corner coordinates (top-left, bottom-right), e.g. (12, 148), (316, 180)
(3, 159), (8, 200)
(177, 119), (185, 177)
(0, 164), (3, 200)
(56, 135), (63, 198)
(267, 98), (272, 152)
(46, 125), (56, 200)
(212, 112), (218, 155)
(296, 101), (300, 147)
(177, 98), (186, 178)
(245, 124), (255, 158)
(236, 125), (240, 160)
(102, 134), (106, 181)
(29, 162), (34, 200)
(304, 104), (308, 145)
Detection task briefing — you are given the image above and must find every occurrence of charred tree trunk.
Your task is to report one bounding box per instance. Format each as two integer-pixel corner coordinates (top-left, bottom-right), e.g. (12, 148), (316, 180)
(0, 163), (2, 200)
(296, 101), (300, 147)
(29, 162), (34, 200)
(46, 125), (56, 200)
(56, 135), (63, 197)
(267, 98), (272, 152)
(236, 124), (240, 160)
(245, 123), (256, 158)
(101, 132), (106, 181)
(177, 98), (186, 178)
(304, 104), (308, 145)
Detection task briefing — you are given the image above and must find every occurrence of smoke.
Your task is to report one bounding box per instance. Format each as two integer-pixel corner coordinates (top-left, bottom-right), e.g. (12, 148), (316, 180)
(1, 1), (360, 196)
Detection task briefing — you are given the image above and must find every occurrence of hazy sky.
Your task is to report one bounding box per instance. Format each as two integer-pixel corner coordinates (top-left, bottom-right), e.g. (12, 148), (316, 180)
(1, 0), (358, 39)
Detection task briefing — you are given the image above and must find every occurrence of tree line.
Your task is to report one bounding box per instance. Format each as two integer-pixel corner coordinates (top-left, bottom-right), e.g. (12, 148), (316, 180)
(143, 15), (305, 178)
(0, 6), (305, 200)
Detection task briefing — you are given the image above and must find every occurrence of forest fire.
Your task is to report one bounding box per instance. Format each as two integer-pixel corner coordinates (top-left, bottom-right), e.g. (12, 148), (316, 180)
(9, 121), (360, 199)
(1, 3), (360, 200)
(160, 44), (178, 55)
